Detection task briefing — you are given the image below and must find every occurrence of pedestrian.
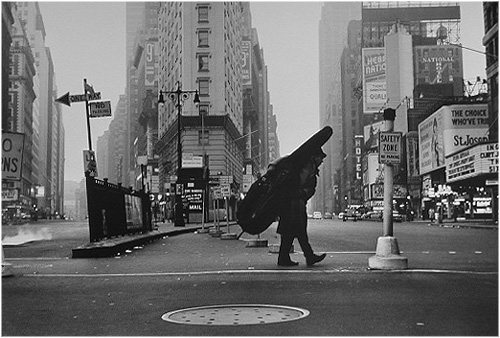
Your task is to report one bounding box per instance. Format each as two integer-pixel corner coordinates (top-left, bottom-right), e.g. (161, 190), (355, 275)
(276, 148), (327, 267)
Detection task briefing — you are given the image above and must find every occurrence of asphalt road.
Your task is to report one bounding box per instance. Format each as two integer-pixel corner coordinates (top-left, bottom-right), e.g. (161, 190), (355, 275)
(2, 219), (498, 336)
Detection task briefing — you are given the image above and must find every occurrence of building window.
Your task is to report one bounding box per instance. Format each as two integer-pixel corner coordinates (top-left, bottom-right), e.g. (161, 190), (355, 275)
(198, 5), (209, 22)
(199, 130), (209, 145)
(198, 78), (210, 96)
(198, 54), (209, 71)
(199, 103), (209, 116)
(198, 30), (209, 47)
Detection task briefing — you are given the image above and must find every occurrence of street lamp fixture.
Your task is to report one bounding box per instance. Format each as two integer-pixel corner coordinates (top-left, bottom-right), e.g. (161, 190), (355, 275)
(158, 82), (200, 226)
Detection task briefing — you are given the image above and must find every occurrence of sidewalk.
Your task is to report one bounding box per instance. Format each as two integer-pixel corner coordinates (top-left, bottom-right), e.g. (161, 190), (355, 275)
(412, 217), (498, 230)
(71, 219), (239, 258)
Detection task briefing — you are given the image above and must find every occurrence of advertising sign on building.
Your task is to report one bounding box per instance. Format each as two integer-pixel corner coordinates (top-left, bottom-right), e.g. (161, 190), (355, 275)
(446, 142), (498, 182)
(419, 103), (489, 175)
(414, 45), (463, 86)
(145, 41), (157, 87)
(362, 48), (386, 114)
(241, 40), (252, 86)
(2, 132), (24, 181)
(364, 120), (386, 149)
(2, 189), (19, 201)
(83, 150), (98, 177)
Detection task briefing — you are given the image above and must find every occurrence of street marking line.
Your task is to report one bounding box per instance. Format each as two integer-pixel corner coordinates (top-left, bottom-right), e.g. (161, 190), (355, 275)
(21, 269), (498, 278)
(4, 257), (68, 261)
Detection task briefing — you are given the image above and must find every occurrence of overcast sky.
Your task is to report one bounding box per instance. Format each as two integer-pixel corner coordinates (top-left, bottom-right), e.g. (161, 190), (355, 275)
(38, 1), (487, 182)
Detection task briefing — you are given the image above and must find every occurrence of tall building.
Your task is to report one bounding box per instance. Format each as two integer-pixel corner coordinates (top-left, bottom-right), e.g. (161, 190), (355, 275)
(483, 2), (498, 142)
(242, 3), (278, 181)
(318, 2), (361, 214)
(157, 2), (245, 192)
(17, 1), (65, 217)
(4, 2), (36, 216)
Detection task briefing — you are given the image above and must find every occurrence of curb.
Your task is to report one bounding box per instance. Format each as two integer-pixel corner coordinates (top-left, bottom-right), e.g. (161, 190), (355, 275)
(71, 226), (201, 258)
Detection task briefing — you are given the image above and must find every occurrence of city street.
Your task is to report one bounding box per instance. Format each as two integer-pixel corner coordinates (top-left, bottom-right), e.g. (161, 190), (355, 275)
(2, 218), (498, 335)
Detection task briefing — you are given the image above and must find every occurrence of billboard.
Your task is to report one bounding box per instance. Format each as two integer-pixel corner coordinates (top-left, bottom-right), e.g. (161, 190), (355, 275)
(362, 48), (386, 114)
(241, 40), (252, 86)
(414, 45), (463, 86)
(418, 104), (489, 175)
(418, 110), (445, 174)
(364, 120), (386, 149)
(2, 132), (25, 181)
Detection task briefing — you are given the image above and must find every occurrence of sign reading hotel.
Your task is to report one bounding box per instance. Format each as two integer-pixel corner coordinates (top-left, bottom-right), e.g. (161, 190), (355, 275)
(446, 142), (498, 182)
(414, 45), (463, 86)
(362, 48), (386, 114)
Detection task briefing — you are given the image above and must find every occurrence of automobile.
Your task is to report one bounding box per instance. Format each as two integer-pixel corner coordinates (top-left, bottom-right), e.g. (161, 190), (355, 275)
(362, 210), (382, 221)
(337, 212), (345, 219)
(307, 214), (314, 219)
(313, 211), (322, 219)
(323, 212), (333, 219)
(343, 208), (361, 221)
(392, 210), (403, 222)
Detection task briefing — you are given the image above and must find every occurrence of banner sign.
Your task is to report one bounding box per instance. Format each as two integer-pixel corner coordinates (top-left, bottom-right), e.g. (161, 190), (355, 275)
(362, 48), (386, 114)
(2, 189), (19, 201)
(2, 132), (25, 181)
(241, 40), (252, 86)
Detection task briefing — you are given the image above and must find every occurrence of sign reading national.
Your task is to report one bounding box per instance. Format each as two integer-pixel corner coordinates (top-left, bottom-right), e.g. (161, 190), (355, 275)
(378, 131), (402, 164)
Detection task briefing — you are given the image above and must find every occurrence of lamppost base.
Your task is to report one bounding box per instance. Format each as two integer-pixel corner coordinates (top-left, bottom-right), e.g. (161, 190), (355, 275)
(368, 236), (408, 270)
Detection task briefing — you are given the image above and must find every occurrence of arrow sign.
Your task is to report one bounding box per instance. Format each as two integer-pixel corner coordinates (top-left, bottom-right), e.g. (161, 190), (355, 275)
(54, 92), (102, 106)
(55, 92), (71, 106)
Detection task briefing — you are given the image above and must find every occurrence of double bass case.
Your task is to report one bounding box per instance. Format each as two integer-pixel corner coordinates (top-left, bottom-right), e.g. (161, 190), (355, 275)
(237, 126), (333, 235)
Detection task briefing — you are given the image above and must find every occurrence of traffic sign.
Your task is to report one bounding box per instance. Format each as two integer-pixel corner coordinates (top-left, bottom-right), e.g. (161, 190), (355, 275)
(378, 131), (402, 164)
(2, 132), (24, 181)
(89, 101), (112, 118)
(221, 183), (231, 197)
(71, 92), (101, 103)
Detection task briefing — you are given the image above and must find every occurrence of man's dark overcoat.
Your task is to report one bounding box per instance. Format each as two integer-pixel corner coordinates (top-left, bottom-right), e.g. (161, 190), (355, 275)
(277, 168), (318, 236)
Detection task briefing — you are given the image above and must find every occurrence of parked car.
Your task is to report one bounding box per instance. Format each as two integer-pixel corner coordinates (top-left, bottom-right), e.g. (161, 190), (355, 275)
(343, 208), (361, 221)
(362, 210), (382, 221)
(313, 211), (322, 219)
(323, 212), (333, 219)
(337, 212), (345, 219)
(392, 210), (403, 222)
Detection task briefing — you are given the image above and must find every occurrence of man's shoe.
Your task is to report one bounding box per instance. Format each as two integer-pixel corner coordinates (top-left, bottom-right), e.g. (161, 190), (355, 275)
(306, 253), (326, 267)
(278, 260), (299, 267)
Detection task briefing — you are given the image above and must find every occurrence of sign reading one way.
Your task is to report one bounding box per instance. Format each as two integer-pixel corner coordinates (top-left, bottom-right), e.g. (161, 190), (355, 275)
(378, 131), (402, 164)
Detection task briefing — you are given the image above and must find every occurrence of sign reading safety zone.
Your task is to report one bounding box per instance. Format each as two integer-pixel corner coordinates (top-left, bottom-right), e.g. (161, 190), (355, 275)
(378, 131), (402, 164)
(2, 132), (25, 181)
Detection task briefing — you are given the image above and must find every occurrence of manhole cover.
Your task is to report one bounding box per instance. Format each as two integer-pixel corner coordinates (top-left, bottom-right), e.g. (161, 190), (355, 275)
(161, 304), (309, 326)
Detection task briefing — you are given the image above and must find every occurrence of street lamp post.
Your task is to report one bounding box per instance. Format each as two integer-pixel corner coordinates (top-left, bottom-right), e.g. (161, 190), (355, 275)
(158, 82), (200, 227)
